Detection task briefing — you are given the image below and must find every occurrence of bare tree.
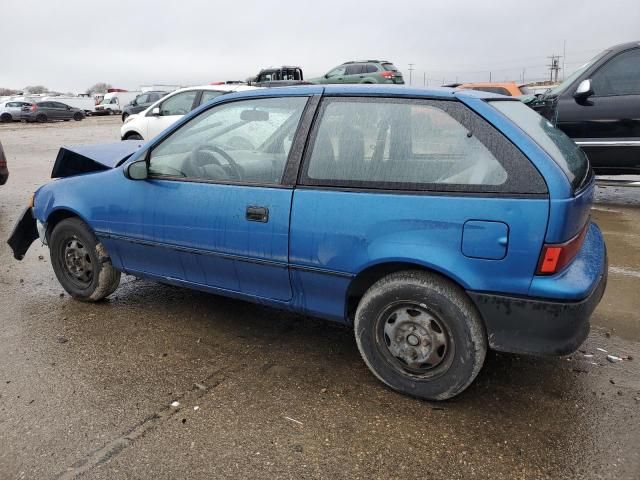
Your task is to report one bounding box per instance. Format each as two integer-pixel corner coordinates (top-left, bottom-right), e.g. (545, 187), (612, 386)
(86, 82), (112, 95)
(0, 87), (20, 96)
(24, 85), (48, 94)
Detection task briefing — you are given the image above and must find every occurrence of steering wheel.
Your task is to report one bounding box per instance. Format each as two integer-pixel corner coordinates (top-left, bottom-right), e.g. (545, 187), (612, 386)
(184, 143), (243, 180)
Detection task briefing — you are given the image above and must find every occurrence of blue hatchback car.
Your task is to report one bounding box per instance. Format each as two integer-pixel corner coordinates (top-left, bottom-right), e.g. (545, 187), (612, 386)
(8, 85), (607, 400)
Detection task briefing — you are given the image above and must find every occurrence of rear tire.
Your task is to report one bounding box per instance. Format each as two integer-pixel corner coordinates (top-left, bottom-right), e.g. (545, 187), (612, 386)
(125, 133), (143, 141)
(35, 113), (47, 123)
(0, 113), (11, 122)
(49, 218), (121, 302)
(73, 112), (83, 121)
(354, 270), (487, 400)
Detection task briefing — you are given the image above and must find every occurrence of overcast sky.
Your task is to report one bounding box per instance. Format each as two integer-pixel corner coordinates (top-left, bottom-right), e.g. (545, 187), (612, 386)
(1, 0), (639, 93)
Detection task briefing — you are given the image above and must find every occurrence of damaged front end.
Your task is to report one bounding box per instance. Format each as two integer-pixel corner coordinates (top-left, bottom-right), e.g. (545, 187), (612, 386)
(51, 140), (142, 178)
(7, 141), (143, 260)
(7, 207), (39, 260)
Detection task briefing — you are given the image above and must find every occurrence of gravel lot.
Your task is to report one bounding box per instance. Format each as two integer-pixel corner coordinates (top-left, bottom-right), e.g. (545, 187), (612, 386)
(1, 117), (639, 479)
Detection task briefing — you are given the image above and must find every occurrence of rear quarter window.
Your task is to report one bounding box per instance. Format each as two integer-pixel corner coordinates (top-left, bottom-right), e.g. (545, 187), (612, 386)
(491, 100), (590, 190)
(302, 97), (547, 194)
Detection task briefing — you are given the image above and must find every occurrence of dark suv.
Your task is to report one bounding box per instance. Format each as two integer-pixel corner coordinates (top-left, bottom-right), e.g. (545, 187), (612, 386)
(529, 41), (640, 174)
(311, 60), (404, 84)
(121, 91), (169, 122)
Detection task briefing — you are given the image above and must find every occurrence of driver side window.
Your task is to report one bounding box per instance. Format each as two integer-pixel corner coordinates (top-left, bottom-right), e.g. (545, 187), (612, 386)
(159, 91), (198, 116)
(148, 96), (308, 184)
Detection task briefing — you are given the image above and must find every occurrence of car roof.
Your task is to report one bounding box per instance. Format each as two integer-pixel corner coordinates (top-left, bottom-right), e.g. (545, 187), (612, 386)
(219, 84), (506, 100)
(607, 41), (640, 52)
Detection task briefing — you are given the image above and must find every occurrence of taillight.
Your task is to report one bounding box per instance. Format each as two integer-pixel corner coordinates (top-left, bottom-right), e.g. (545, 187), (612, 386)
(381, 71), (395, 78)
(537, 224), (588, 275)
(30, 104), (37, 111)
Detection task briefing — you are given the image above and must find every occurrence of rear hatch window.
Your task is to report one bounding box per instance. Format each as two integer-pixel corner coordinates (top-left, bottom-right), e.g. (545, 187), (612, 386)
(491, 100), (591, 191)
(382, 63), (398, 71)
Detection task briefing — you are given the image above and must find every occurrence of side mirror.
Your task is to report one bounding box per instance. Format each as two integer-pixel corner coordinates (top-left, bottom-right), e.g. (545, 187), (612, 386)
(573, 79), (593, 100)
(150, 107), (160, 116)
(125, 159), (148, 180)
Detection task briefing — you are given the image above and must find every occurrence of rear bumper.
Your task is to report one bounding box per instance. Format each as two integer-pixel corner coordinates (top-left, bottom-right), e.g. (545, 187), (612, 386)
(469, 253), (607, 356)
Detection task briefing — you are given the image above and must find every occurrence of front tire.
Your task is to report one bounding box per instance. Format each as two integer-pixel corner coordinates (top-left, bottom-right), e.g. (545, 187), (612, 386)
(122, 113), (129, 122)
(354, 271), (487, 400)
(0, 113), (12, 122)
(36, 113), (47, 123)
(49, 218), (121, 301)
(73, 112), (83, 121)
(125, 132), (143, 141)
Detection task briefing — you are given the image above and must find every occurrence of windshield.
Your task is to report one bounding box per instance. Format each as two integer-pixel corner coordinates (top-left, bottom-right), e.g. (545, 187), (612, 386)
(492, 100), (590, 191)
(548, 50), (609, 96)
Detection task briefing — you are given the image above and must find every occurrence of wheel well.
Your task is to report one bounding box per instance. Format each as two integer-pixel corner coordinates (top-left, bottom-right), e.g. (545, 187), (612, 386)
(46, 210), (79, 239)
(345, 262), (464, 322)
(123, 131), (142, 140)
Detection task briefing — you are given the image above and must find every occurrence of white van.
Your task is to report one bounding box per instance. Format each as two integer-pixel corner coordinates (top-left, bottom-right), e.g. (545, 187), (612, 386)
(95, 91), (141, 115)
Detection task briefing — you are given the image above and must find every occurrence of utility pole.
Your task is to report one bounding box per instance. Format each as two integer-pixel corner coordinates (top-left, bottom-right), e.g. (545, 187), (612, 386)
(562, 40), (567, 80)
(547, 54), (562, 82)
(489, 71), (492, 82)
(408, 63), (415, 85)
(423, 72), (426, 86)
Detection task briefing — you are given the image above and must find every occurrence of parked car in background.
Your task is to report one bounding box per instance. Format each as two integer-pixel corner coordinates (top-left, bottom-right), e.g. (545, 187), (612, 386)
(95, 91), (141, 115)
(121, 91), (169, 122)
(42, 95), (96, 115)
(528, 41), (640, 174)
(457, 82), (531, 97)
(0, 100), (32, 122)
(120, 84), (257, 141)
(249, 66), (306, 87)
(0, 140), (8, 185)
(21, 101), (85, 122)
(310, 60), (404, 84)
(10, 85), (606, 401)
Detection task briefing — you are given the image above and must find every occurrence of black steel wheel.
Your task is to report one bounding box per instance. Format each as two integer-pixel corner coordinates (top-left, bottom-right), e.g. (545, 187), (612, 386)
(49, 218), (120, 301)
(354, 270), (487, 400)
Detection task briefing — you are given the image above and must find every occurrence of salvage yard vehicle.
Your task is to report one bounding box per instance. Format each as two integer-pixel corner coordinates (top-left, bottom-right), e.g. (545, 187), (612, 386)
(0, 140), (8, 185)
(21, 101), (85, 122)
(457, 82), (531, 97)
(120, 84), (257, 141)
(310, 60), (404, 84)
(0, 100), (32, 122)
(8, 85), (607, 400)
(121, 91), (169, 122)
(95, 91), (141, 115)
(529, 41), (640, 174)
(42, 95), (96, 115)
(249, 66), (306, 87)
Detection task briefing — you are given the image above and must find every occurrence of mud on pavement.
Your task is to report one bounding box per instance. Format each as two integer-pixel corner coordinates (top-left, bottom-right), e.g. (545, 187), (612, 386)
(1, 118), (639, 479)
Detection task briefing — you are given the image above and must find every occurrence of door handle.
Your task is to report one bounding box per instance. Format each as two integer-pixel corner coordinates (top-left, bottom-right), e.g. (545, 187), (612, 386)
(246, 206), (269, 223)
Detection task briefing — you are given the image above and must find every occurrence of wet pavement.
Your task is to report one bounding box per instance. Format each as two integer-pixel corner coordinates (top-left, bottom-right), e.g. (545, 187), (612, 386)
(0, 118), (639, 479)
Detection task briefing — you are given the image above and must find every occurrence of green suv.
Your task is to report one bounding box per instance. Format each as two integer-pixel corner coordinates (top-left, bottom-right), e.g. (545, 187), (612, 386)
(310, 60), (404, 84)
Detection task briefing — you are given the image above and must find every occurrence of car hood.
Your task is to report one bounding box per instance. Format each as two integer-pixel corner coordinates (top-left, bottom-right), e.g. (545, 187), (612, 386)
(51, 140), (143, 178)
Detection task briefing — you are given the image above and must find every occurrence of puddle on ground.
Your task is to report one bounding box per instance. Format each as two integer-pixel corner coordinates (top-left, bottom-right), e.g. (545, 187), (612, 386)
(591, 205), (640, 341)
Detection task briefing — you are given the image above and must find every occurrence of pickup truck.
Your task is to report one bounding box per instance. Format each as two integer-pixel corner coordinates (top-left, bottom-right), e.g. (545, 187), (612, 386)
(528, 41), (640, 175)
(248, 66), (307, 88)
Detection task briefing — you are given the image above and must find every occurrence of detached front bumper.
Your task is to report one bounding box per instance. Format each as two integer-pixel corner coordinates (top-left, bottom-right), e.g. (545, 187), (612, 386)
(7, 207), (39, 260)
